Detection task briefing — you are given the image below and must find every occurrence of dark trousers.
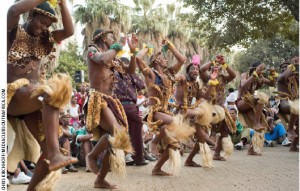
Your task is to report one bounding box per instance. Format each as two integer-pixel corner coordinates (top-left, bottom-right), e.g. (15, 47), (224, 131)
(122, 104), (144, 162)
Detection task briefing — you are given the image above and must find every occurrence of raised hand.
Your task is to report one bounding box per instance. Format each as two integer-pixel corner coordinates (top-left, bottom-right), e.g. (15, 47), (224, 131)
(210, 66), (219, 80)
(128, 33), (139, 53)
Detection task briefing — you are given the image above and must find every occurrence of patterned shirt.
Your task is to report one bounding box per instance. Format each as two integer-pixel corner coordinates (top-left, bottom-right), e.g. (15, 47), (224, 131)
(113, 72), (145, 103)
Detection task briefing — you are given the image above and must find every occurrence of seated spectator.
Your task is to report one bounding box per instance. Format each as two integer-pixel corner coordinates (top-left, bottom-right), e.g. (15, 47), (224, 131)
(10, 163), (31, 185)
(59, 114), (78, 173)
(229, 108), (251, 150)
(225, 88), (237, 110)
(264, 115), (291, 147)
(75, 127), (93, 171)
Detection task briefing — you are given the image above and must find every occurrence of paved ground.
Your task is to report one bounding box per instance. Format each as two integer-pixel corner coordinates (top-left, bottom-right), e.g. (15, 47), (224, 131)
(8, 145), (299, 191)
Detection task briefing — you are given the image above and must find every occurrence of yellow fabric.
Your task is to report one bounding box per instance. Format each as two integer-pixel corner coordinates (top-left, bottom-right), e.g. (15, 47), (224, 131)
(7, 118), (40, 172)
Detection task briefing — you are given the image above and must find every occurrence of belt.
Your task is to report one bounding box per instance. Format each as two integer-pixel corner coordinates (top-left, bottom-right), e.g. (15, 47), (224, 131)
(121, 101), (135, 105)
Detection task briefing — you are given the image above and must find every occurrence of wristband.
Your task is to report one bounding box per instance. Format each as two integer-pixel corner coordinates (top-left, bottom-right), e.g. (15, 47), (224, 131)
(208, 79), (219, 86)
(221, 63), (228, 69)
(48, 0), (57, 7)
(143, 44), (154, 56)
(130, 48), (139, 56)
(288, 64), (296, 72)
(252, 71), (259, 79)
(162, 40), (175, 55)
(110, 43), (123, 52)
(211, 61), (217, 66)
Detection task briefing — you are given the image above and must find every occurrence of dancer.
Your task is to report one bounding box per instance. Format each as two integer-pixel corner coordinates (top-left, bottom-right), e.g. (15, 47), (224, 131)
(84, 29), (137, 189)
(174, 56), (217, 168)
(276, 57), (299, 151)
(236, 61), (277, 155)
(7, 1), (77, 190)
(136, 42), (195, 176)
(200, 55), (236, 161)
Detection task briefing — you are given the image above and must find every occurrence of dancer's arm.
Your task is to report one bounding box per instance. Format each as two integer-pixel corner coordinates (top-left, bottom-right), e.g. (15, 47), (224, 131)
(52, 1), (74, 42)
(136, 48), (155, 79)
(200, 61), (213, 82)
(87, 46), (117, 65)
(165, 40), (186, 73)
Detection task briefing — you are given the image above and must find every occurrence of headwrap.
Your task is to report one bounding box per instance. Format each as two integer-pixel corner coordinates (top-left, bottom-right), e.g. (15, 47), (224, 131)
(91, 29), (114, 44)
(191, 55), (200, 66)
(149, 51), (162, 67)
(186, 55), (201, 74)
(29, 2), (58, 23)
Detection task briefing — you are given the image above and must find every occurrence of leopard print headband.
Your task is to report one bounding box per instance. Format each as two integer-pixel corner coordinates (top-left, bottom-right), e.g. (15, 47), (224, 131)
(29, 7), (58, 23)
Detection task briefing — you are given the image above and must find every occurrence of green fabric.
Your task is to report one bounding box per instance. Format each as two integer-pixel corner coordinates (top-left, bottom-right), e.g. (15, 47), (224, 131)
(110, 43), (123, 52)
(76, 127), (87, 137)
(69, 126), (75, 134)
(236, 120), (243, 134)
(75, 127), (88, 146)
(231, 128), (251, 145)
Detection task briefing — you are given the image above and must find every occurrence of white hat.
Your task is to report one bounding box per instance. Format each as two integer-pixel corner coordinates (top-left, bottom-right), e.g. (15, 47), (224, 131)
(227, 93), (237, 102)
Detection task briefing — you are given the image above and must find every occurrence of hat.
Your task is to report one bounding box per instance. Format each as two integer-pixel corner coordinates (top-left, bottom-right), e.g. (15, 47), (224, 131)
(227, 93), (237, 102)
(92, 28), (114, 44)
(29, 2), (58, 22)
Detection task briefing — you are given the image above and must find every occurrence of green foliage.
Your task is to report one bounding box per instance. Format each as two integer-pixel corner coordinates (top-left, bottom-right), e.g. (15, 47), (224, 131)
(232, 36), (299, 73)
(54, 42), (88, 86)
(73, 0), (132, 52)
(184, 0), (299, 49)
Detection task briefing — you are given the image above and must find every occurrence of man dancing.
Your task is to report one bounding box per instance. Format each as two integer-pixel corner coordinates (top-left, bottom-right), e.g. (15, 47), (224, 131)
(236, 61), (277, 155)
(7, 0), (77, 190)
(136, 41), (195, 176)
(84, 29), (137, 189)
(174, 56), (217, 167)
(276, 57), (299, 151)
(200, 55), (236, 161)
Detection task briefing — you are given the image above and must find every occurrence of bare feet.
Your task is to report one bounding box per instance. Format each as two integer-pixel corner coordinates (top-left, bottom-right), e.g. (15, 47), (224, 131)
(184, 161), (202, 167)
(152, 169), (173, 176)
(213, 155), (226, 161)
(247, 149), (262, 156)
(253, 123), (265, 132)
(46, 154), (78, 171)
(287, 129), (298, 142)
(86, 154), (100, 174)
(94, 179), (117, 189)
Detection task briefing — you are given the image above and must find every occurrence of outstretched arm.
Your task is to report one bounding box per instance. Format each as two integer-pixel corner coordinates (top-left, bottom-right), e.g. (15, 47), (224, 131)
(52, 1), (74, 42)
(136, 48), (154, 79)
(278, 56), (299, 82)
(7, 0), (47, 31)
(163, 40), (186, 73)
(87, 46), (117, 65)
(200, 61), (213, 81)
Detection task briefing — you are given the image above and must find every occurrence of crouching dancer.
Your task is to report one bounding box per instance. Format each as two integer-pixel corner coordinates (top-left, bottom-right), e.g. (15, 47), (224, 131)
(136, 42), (195, 176)
(237, 61), (277, 155)
(174, 57), (217, 168)
(7, 1), (77, 190)
(84, 29), (136, 189)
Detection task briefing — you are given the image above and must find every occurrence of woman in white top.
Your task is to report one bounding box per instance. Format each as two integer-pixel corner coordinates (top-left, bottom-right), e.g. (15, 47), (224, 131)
(68, 95), (80, 128)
